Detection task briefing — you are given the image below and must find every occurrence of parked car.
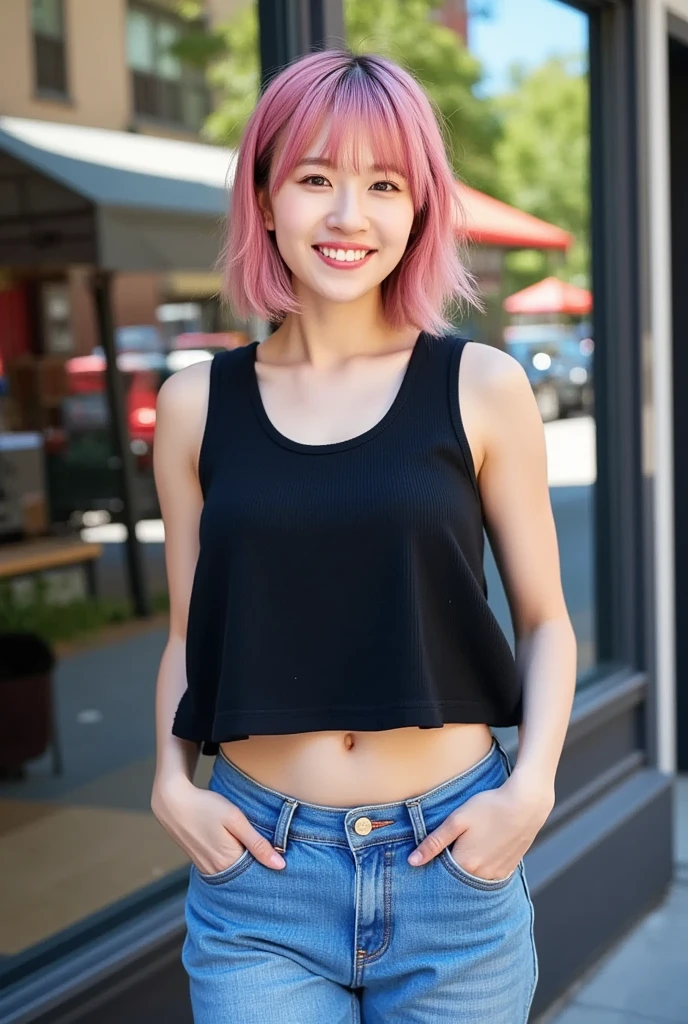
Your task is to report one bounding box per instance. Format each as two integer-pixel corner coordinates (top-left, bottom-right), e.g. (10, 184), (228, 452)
(504, 326), (594, 422)
(47, 350), (170, 524)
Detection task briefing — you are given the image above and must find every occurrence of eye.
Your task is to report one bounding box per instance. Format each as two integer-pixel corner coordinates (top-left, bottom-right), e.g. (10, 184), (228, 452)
(299, 175), (401, 192)
(300, 175), (330, 186)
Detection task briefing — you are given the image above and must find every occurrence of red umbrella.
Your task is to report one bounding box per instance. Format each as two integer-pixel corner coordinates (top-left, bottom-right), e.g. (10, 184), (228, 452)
(503, 276), (592, 315)
(456, 186), (572, 250)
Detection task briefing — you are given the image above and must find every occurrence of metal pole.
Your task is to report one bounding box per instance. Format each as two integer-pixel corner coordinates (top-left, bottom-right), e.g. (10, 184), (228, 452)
(91, 270), (150, 618)
(258, 0), (345, 92)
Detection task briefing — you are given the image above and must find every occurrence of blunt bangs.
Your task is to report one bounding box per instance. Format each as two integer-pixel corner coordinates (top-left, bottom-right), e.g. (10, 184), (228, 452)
(221, 49), (481, 332)
(270, 74), (425, 212)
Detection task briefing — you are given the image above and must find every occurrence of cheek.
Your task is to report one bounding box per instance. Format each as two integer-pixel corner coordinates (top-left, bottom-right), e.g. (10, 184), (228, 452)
(378, 204), (415, 252)
(272, 192), (316, 240)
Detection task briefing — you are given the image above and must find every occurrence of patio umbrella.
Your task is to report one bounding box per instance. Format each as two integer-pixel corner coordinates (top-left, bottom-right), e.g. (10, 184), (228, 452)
(503, 276), (592, 315)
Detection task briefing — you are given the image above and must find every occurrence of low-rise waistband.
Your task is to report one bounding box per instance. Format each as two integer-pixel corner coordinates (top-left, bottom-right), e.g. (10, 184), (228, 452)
(213, 735), (511, 849)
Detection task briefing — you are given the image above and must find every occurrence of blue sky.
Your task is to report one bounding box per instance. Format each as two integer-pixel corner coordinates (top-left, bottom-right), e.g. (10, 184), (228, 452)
(468, 0), (589, 95)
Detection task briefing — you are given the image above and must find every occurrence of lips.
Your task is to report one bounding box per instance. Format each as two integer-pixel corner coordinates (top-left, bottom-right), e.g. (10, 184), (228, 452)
(312, 244), (376, 269)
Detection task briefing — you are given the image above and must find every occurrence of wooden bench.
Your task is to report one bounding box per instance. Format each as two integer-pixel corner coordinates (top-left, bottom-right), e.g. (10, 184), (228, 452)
(0, 536), (102, 597)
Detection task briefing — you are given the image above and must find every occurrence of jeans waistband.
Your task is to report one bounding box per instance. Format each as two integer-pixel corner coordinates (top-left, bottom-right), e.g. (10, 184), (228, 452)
(213, 735), (512, 851)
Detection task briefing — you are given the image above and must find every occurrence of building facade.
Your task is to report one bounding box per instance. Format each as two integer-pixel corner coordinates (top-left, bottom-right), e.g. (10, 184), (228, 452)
(0, 0), (241, 360)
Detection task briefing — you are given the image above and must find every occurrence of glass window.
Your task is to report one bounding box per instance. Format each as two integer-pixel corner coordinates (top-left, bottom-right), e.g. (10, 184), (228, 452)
(0, 3), (256, 981)
(31, 0), (67, 95)
(127, 5), (208, 129)
(156, 21), (182, 81)
(31, 0), (63, 39)
(126, 9), (156, 73)
(0, 0), (605, 993)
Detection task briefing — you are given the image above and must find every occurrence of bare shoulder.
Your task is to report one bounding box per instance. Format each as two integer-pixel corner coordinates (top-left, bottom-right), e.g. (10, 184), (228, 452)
(460, 339), (531, 396)
(155, 357), (214, 475)
(458, 340), (539, 476)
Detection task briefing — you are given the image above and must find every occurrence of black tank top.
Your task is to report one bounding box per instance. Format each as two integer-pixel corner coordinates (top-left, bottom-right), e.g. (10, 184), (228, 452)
(172, 331), (522, 755)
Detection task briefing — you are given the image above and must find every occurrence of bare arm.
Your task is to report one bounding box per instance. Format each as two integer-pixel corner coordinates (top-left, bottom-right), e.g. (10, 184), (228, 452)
(150, 360), (285, 873)
(407, 343), (576, 874)
(469, 342), (578, 796)
(151, 364), (206, 789)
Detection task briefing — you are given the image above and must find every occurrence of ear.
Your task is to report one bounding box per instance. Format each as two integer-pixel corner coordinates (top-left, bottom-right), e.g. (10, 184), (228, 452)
(256, 187), (275, 232)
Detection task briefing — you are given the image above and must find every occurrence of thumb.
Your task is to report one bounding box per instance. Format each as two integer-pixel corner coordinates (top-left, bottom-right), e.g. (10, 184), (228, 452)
(225, 811), (286, 870)
(408, 813), (466, 866)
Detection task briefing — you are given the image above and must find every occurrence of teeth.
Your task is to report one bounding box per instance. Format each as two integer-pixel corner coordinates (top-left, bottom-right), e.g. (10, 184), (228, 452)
(318, 247), (370, 262)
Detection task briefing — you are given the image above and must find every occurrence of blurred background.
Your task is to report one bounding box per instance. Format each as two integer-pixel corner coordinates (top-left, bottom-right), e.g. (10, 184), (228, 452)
(0, 2), (684, 1022)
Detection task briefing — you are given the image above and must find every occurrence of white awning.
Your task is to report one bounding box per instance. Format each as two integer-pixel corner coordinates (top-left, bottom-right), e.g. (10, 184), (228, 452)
(0, 117), (237, 272)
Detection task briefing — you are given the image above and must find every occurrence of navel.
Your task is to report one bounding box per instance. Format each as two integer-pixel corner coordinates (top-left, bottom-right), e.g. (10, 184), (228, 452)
(343, 732), (355, 751)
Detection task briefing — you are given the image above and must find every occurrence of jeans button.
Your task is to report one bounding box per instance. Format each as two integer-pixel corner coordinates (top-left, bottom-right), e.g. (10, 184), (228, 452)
(354, 816), (372, 835)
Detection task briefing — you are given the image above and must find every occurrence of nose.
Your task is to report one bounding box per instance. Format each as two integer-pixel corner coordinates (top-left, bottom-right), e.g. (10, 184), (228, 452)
(325, 184), (370, 235)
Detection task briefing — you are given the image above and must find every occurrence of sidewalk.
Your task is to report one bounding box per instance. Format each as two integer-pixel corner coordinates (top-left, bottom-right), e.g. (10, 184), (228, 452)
(537, 774), (688, 1024)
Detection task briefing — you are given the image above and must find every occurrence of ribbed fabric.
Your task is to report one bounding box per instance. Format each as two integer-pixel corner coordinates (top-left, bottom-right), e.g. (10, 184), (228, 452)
(173, 332), (522, 755)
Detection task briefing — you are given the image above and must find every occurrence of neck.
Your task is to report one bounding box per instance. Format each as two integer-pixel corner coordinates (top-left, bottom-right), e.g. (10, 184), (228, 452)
(267, 286), (419, 368)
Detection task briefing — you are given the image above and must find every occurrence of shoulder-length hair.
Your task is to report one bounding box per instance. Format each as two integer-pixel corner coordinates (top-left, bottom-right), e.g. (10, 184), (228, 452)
(221, 48), (481, 334)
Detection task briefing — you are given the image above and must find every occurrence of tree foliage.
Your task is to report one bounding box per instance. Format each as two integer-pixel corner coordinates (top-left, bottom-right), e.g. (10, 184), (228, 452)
(344, 0), (502, 195)
(174, 0), (502, 194)
(494, 56), (590, 288)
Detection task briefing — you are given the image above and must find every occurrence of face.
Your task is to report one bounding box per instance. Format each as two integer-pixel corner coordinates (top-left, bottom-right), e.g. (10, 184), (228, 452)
(258, 122), (416, 308)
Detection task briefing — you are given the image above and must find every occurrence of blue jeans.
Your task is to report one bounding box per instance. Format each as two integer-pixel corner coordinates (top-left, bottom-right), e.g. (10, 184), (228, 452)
(183, 736), (539, 1023)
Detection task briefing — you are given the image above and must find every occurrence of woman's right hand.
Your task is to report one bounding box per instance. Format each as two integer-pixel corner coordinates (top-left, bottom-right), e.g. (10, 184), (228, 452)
(151, 775), (286, 873)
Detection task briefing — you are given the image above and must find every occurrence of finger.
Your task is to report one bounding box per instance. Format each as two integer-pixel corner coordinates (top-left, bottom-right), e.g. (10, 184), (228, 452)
(225, 811), (286, 870)
(408, 818), (464, 866)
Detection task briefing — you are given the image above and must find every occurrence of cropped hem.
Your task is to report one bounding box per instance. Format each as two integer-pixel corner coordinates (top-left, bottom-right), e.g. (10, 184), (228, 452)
(171, 698), (523, 754)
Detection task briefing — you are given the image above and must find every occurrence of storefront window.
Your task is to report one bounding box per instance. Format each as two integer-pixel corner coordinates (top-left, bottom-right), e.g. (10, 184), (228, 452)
(0, 2), (259, 984)
(0, 0), (602, 991)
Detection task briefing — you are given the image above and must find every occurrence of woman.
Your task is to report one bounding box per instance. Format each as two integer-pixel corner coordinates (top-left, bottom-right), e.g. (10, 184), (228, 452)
(151, 48), (577, 1024)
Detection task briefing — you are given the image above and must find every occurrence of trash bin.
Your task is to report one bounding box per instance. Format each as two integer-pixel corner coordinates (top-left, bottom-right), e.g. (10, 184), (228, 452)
(0, 632), (61, 776)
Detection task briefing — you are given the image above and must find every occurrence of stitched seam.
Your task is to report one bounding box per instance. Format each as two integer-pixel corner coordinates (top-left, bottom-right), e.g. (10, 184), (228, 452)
(194, 851), (256, 885)
(521, 863), (539, 1022)
(357, 848), (394, 963)
(438, 849), (515, 891)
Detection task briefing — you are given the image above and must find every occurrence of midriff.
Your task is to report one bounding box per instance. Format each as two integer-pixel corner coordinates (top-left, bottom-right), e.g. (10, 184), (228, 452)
(219, 722), (494, 806)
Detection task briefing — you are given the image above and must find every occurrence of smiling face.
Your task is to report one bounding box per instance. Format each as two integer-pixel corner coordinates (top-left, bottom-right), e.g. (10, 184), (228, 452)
(257, 121), (416, 310)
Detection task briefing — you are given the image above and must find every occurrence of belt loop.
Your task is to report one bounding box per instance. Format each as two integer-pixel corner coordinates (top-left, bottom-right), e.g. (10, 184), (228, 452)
(272, 797), (298, 854)
(405, 800), (428, 845)
(493, 734), (514, 777)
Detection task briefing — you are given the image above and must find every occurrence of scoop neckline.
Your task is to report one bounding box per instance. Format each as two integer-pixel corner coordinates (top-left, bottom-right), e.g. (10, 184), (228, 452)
(248, 331), (427, 455)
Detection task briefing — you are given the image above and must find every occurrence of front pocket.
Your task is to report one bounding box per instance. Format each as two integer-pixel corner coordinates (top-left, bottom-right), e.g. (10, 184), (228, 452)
(439, 847), (517, 891)
(194, 846), (256, 885)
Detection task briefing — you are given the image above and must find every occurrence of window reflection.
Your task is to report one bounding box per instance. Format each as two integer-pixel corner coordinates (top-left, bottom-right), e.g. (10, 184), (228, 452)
(0, 0), (596, 982)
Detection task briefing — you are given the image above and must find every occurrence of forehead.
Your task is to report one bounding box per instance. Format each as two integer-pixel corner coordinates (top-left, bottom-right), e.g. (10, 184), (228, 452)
(309, 119), (405, 173)
(275, 116), (409, 182)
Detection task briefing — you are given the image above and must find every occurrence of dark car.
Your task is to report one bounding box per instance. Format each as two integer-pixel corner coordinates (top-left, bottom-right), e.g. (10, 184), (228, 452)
(505, 328), (594, 422)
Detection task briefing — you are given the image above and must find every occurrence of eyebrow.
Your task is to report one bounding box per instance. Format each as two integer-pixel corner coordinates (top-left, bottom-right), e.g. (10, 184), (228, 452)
(295, 156), (407, 177)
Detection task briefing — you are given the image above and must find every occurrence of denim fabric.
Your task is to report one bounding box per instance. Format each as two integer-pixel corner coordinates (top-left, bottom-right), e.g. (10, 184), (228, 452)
(182, 736), (539, 1023)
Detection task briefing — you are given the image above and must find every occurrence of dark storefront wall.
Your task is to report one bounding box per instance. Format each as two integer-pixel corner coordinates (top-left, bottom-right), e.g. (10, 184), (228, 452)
(668, 20), (688, 773)
(0, 1), (674, 1021)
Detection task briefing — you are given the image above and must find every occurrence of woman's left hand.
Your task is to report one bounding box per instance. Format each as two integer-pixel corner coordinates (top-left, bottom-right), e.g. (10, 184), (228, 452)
(407, 774), (555, 880)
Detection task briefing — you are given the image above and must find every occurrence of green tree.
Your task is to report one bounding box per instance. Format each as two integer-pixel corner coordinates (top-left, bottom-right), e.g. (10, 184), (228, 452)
(173, 0), (260, 146)
(174, 0), (502, 195)
(493, 56), (590, 290)
(344, 0), (502, 194)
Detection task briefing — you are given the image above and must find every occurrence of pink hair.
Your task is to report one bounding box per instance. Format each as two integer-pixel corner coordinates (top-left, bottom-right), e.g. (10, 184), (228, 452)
(221, 48), (482, 334)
